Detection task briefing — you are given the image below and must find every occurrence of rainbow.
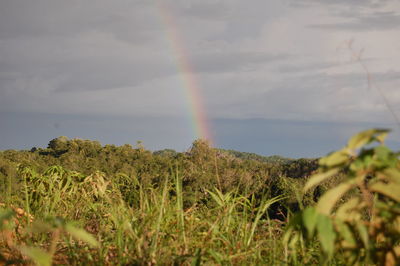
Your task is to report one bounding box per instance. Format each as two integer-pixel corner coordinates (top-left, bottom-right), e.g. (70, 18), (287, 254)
(156, 1), (213, 144)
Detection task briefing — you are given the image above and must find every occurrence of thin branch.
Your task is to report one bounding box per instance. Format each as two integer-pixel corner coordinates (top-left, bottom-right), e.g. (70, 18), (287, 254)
(346, 40), (400, 129)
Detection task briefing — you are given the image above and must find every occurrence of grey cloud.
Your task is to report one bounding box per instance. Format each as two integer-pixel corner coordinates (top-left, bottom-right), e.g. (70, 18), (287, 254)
(56, 51), (286, 92)
(206, 69), (400, 122)
(169, 0), (231, 20)
(290, 0), (390, 8)
(0, 0), (160, 43)
(0, 45), (177, 93)
(368, 71), (400, 83)
(275, 61), (344, 74)
(53, 59), (176, 92)
(0, 39), (286, 93)
(268, 71), (400, 99)
(0, 0), (288, 95)
(0, 0), (398, 122)
(290, 0), (400, 31)
(309, 11), (400, 31)
(205, 0), (287, 42)
(192, 52), (287, 74)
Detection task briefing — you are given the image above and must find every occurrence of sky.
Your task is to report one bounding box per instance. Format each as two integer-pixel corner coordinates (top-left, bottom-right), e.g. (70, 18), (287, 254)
(1, 0), (400, 158)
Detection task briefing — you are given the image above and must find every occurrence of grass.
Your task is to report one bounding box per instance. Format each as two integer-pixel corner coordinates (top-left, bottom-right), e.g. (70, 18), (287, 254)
(0, 165), (308, 265)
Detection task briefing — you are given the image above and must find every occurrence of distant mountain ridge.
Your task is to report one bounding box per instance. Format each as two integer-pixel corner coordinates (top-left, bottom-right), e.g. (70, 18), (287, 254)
(154, 148), (293, 164)
(216, 149), (293, 164)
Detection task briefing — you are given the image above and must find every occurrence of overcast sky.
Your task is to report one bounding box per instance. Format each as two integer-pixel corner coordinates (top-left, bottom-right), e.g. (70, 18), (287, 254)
(1, 0), (400, 157)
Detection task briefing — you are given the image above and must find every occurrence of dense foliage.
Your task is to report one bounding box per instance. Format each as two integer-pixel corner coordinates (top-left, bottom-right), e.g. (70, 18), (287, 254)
(0, 137), (317, 211)
(286, 129), (400, 265)
(1, 131), (399, 265)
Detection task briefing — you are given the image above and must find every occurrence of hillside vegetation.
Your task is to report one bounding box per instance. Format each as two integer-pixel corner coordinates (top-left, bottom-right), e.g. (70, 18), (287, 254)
(0, 130), (399, 265)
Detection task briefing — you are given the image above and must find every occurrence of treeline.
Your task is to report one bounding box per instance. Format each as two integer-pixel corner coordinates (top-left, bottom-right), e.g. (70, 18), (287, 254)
(217, 148), (292, 164)
(0, 136), (318, 212)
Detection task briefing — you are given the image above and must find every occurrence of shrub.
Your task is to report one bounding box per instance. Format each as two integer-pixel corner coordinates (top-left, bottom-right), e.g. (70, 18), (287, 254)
(285, 129), (400, 265)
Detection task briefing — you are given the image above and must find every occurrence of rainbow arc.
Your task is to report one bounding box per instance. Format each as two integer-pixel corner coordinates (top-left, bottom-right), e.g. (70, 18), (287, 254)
(156, 1), (213, 144)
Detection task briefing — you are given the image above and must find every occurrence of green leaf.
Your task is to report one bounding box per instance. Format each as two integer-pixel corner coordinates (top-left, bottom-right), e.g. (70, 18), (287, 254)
(319, 150), (349, 167)
(247, 195), (283, 247)
(316, 181), (355, 215)
(0, 209), (15, 230)
(302, 207), (318, 238)
(375, 131), (389, 143)
(335, 219), (356, 248)
(356, 223), (369, 248)
(206, 189), (224, 207)
(304, 168), (340, 192)
(65, 223), (99, 248)
(361, 154), (373, 168)
(369, 183), (400, 202)
(289, 232), (301, 250)
(374, 146), (390, 161)
(208, 250), (224, 264)
(347, 129), (389, 150)
(191, 248), (202, 266)
(283, 212), (302, 246)
(382, 168), (400, 184)
(317, 214), (336, 257)
(347, 130), (373, 150)
(20, 246), (52, 266)
(350, 158), (365, 171)
(335, 198), (361, 220)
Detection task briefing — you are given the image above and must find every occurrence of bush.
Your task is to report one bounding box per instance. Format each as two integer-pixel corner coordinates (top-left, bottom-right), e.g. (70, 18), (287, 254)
(285, 129), (400, 265)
